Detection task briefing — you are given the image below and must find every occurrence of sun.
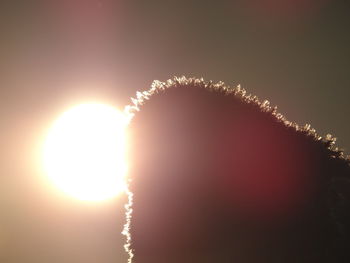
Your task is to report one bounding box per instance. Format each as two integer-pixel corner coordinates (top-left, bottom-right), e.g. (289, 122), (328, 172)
(43, 103), (128, 202)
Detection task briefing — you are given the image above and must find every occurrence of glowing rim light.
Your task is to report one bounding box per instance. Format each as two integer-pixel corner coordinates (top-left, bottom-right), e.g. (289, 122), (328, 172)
(43, 103), (128, 201)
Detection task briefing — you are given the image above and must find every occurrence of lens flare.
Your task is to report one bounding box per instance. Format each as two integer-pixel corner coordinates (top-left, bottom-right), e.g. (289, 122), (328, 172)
(43, 103), (127, 201)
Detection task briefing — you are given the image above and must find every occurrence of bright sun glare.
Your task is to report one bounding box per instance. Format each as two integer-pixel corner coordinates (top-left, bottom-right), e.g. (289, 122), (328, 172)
(43, 103), (128, 202)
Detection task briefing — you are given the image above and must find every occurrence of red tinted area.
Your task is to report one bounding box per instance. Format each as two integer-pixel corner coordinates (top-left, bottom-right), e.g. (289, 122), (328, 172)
(129, 86), (322, 262)
(215, 111), (316, 222)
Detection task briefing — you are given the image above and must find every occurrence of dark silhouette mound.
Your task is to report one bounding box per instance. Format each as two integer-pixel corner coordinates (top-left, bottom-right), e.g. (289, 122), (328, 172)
(126, 77), (350, 263)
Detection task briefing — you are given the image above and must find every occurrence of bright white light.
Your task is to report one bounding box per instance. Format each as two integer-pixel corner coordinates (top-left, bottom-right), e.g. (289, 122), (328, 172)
(43, 103), (128, 201)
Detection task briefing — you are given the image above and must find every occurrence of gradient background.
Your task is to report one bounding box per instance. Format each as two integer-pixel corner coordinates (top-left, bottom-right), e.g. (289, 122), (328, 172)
(1, 0), (349, 262)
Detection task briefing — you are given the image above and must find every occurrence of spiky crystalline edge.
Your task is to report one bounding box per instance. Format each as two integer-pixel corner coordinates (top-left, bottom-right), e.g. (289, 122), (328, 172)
(121, 185), (134, 263)
(125, 76), (349, 162)
(122, 76), (350, 263)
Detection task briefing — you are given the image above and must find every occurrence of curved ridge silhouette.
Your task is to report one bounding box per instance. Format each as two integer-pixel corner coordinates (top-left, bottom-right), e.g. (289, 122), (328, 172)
(125, 76), (350, 263)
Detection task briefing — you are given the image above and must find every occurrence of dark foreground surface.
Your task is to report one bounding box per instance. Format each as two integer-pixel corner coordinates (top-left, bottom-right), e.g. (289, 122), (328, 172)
(128, 77), (350, 263)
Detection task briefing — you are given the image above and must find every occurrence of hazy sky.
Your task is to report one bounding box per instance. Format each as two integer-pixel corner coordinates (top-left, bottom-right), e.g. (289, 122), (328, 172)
(1, 0), (349, 262)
